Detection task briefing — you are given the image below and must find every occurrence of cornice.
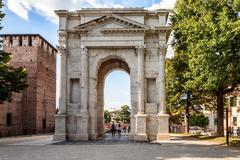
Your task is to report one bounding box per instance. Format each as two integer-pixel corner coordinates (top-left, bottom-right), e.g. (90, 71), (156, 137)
(55, 8), (172, 17)
(65, 26), (172, 34)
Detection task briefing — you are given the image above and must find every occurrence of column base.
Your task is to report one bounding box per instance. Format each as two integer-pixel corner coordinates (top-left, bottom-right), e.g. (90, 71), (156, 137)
(129, 134), (135, 140)
(54, 134), (66, 141)
(89, 134), (97, 140)
(134, 134), (148, 141)
(54, 114), (67, 141)
(135, 113), (148, 141)
(157, 113), (170, 141)
(156, 134), (170, 141)
(74, 134), (89, 140)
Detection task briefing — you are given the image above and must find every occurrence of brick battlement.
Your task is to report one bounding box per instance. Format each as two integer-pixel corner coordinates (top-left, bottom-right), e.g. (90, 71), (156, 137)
(0, 34), (57, 54)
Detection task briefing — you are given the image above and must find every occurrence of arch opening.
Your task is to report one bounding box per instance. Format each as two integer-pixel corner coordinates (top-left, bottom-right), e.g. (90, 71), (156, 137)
(96, 58), (131, 138)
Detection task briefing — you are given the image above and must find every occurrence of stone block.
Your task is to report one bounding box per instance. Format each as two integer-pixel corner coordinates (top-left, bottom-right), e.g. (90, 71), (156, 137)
(135, 113), (148, 141)
(54, 114), (67, 141)
(157, 113), (170, 141)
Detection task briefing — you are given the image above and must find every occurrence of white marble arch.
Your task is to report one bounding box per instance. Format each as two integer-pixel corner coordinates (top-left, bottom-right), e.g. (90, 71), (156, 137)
(54, 8), (172, 141)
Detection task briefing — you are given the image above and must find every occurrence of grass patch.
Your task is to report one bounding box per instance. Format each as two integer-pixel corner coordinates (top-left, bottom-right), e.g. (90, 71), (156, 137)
(195, 135), (240, 148)
(171, 133), (240, 148)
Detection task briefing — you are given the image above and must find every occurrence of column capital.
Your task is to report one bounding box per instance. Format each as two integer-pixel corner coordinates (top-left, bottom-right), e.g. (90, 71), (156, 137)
(58, 30), (68, 37)
(158, 44), (168, 56)
(56, 45), (67, 56)
(80, 46), (88, 55)
(135, 44), (146, 56)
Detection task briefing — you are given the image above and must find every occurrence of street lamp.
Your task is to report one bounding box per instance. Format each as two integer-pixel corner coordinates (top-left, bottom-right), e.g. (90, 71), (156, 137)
(226, 106), (229, 146)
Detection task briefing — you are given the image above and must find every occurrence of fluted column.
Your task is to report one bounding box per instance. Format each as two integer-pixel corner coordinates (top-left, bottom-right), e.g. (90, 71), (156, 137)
(54, 45), (67, 141)
(58, 45), (67, 114)
(134, 45), (147, 141)
(136, 45), (146, 113)
(157, 44), (170, 141)
(76, 46), (89, 140)
(158, 44), (167, 114)
(80, 46), (88, 113)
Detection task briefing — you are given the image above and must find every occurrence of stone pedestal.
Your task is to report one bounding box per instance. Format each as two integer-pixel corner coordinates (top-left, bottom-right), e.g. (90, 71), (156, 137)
(135, 113), (148, 141)
(76, 113), (89, 140)
(157, 113), (170, 141)
(54, 114), (67, 141)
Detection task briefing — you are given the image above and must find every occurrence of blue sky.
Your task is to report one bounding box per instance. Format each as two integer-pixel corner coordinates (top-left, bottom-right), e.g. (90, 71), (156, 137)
(1, 0), (175, 110)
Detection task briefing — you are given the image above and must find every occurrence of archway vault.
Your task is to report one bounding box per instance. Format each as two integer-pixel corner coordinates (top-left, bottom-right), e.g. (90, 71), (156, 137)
(96, 58), (130, 138)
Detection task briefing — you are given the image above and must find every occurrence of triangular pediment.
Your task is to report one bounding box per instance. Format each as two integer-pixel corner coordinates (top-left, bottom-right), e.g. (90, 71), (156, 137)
(74, 14), (150, 32)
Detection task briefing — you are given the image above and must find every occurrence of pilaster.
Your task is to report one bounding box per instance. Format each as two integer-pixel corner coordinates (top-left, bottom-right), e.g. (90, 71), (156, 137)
(136, 45), (146, 114)
(157, 44), (170, 141)
(135, 45), (148, 141)
(80, 46), (89, 113)
(57, 45), (67, 114)
(74, 46), (89, 140)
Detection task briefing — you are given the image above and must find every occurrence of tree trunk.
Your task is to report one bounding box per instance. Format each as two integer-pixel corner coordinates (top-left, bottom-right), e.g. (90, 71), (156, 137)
(216, 90), (224, 137)
(185, 92), (191, 133)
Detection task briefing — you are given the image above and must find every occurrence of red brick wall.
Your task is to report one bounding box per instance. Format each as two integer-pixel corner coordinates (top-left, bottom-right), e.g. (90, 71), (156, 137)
(0, 93), (23, 136)
(35, 46), (56, 133)
(0, 35), (57, 137)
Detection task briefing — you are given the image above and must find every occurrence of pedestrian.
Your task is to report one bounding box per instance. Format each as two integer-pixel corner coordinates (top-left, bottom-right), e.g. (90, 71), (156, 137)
(228, 126), (232, 137)
(128, 125), (130, 133)
(237, 127), (240, 138)
(123, 126), (127, 133)
(231, 127), (234, 137)
(111, 122), (115, 137)
(117, 123), (121, 136)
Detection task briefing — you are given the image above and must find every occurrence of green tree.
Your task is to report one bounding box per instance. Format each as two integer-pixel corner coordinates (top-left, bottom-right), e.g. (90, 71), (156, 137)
(0, 1), (28, 103)
(171, 0), (240, 136)
(113, 113), (120, 123)
(118, 105), (130, 124)
(104, 110), (111, 123)
(166, 55), (207, 133)
(190, 114), (209, 128)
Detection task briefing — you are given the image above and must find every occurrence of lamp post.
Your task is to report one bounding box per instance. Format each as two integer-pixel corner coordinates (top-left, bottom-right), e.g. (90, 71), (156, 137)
(226, 107), (229, 146)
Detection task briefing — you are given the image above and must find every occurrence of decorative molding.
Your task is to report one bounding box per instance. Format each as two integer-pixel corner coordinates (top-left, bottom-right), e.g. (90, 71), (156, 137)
(56, 45), (67, 56)
(101, 28), (147, 33)
(135, 44), (146, 56)
(80, 46), (88, 55)
(58, 30), (68, 37)
(158, 44), (168, 56)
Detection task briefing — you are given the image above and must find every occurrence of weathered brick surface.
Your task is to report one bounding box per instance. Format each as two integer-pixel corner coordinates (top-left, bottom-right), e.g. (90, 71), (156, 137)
(0, 34), (57, 137)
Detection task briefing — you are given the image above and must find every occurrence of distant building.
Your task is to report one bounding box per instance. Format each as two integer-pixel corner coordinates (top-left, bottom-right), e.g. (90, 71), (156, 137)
(0, 34), (57, 137)
(109, 109), (121, 122)
(225, 93), (240, 133)
(203, 92), (240, 135)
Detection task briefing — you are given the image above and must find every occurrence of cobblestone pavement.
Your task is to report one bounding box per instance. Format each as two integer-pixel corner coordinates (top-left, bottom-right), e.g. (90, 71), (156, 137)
(0, 134), (240, 160)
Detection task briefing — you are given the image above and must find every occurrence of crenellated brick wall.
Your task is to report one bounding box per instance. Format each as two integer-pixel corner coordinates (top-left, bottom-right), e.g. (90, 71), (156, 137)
(0, 34), (57, 137)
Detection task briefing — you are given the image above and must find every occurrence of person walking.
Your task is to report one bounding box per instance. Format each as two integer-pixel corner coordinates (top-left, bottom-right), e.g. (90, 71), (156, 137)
(237, 127), (240, 138)
(111, 122), (115, 137)
(231, 126), (234, 137)
(123, 126), (127, 133)
(117, 123), (122, 136)
(228, 126), (232, 138)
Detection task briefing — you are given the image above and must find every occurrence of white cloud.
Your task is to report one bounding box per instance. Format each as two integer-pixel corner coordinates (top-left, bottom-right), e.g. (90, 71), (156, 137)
(148, 0), (176, 10)
(5, 0), (124, 23)
(6, 0), (29, 20)
(6, 0), (177, 24)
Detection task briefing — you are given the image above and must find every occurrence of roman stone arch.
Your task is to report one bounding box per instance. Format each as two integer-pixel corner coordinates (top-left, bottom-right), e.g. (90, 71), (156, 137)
(54, 8), (172, 141)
